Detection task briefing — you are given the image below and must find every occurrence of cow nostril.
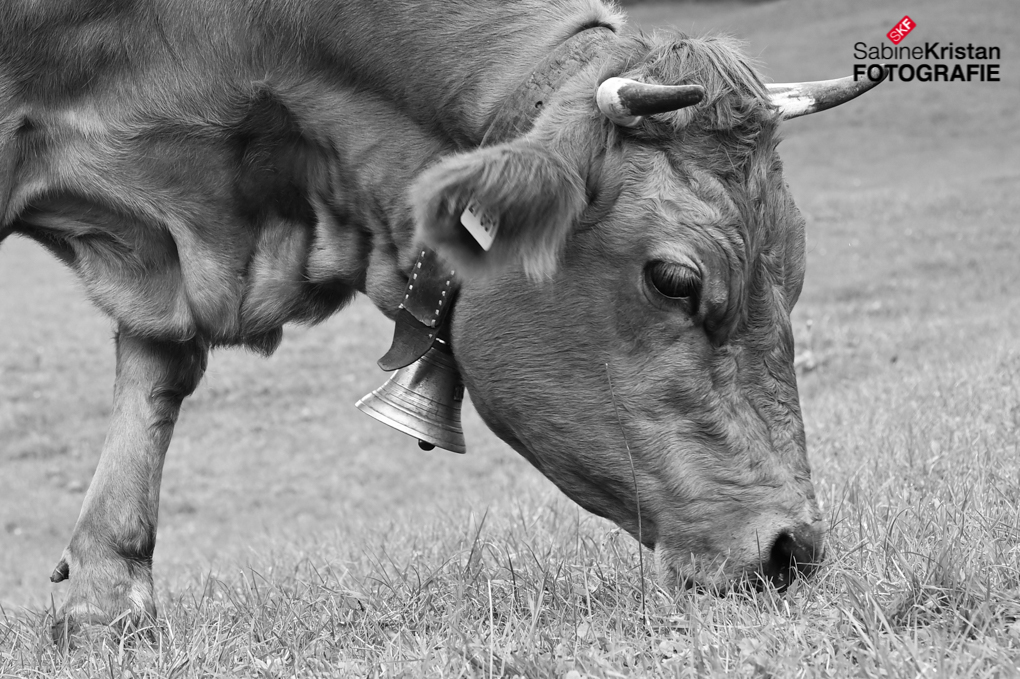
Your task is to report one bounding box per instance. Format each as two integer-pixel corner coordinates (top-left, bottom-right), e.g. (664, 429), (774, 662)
(761, 525), (825, 588)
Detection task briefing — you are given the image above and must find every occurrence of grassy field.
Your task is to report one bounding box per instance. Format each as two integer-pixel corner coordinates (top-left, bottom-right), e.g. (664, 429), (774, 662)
(2, 0), (1019, 675)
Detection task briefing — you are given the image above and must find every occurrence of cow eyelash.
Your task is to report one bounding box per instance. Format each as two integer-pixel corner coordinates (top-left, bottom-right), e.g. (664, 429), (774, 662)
(644, 260), (702, 313)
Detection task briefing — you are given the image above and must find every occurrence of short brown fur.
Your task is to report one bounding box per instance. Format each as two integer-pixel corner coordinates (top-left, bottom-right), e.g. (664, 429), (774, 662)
(2, 0), (839, 637)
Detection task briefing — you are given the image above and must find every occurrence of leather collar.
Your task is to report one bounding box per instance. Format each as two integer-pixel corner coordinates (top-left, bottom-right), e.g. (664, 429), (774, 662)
(481, 25), (615, 146)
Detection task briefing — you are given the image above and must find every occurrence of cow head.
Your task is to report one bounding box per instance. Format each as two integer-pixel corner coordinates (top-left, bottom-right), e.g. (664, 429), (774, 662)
(410, 35), (880, 588)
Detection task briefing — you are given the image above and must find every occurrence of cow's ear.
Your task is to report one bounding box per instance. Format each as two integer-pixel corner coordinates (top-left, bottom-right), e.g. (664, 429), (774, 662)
(410, 140), (586, 280)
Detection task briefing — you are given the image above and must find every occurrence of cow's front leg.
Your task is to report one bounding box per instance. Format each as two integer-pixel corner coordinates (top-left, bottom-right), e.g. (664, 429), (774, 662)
(50, 329), (207, 645)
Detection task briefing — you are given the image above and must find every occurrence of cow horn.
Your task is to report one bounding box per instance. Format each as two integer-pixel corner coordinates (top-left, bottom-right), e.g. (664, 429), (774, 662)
(596, 77), (705, 127)
(767, 71), (886, 120)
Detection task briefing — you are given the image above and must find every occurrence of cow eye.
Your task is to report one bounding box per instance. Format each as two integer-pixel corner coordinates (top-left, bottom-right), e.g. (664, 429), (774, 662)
(644, 260), (701, 312)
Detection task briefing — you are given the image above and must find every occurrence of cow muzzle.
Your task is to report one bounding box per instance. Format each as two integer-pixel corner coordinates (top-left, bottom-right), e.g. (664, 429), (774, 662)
(758, 520), (826, 588)
(655, 517), (827, 591)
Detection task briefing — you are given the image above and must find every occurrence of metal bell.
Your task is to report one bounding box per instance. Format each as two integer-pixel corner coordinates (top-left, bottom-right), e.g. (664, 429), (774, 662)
(355, 341), (466, 454)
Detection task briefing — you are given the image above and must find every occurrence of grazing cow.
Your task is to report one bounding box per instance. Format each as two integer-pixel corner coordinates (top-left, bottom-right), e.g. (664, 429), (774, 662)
(0, 0), (881, 638)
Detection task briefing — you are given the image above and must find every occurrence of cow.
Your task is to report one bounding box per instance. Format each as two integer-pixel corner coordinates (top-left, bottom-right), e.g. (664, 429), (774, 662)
(0, 0), (882, 640)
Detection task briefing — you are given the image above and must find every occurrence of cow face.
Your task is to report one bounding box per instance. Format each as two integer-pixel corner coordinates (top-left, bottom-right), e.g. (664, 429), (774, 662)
(412, 36), (873, 587)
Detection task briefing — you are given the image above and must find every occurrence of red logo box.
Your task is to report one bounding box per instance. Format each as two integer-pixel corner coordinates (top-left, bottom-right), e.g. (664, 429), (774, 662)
(887, 16), (915, 45)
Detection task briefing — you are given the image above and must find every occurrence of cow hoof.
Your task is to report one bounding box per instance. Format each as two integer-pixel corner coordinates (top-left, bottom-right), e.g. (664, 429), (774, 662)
(49, 552), (157, 650)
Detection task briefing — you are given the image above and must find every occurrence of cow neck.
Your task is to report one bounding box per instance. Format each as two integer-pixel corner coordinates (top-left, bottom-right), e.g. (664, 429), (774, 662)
(379, 25), (615, 372)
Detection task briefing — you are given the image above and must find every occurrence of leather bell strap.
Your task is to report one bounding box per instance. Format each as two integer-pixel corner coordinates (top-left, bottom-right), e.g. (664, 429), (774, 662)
(379, 26), (616, 371)
(378, 248), (457, 371)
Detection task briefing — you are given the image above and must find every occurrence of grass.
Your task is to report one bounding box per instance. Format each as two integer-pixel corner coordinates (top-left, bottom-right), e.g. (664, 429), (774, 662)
(3, 428), (1019, 677)
(2, 0), (1019, 675)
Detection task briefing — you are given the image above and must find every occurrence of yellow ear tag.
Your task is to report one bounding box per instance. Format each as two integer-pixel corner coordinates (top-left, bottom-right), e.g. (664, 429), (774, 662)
(460, 200), (499, 251)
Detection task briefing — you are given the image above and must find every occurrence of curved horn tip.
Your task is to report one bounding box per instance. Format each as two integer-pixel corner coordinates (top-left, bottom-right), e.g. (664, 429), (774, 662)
(768, 69), (886, 120)
(596, 77), (642, 127)
(597, 77), (706, 128)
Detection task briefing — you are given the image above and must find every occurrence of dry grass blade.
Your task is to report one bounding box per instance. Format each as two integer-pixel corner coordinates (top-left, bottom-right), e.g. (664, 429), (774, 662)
(605, 361), (649, 629)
